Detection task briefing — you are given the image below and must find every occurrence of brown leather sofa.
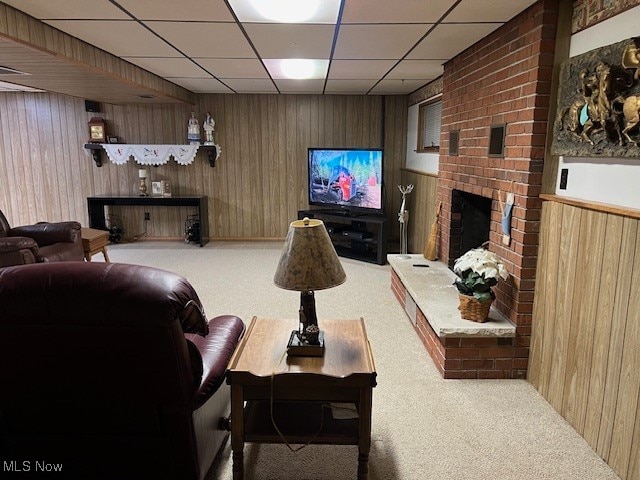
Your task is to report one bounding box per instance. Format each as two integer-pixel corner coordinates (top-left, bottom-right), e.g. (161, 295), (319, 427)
(0, 262), (245, 480)
(0, 209), (84, 267)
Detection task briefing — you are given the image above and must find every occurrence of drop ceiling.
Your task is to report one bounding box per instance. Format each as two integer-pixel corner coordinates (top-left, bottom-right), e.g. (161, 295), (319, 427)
(1, 0), (538, 96)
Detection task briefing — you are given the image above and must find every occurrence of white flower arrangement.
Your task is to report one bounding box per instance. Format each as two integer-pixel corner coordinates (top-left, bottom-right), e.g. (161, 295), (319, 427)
(453, 247), (509, 302)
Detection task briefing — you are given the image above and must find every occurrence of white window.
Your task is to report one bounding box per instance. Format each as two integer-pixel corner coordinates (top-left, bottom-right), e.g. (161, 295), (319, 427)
(417, 99), (441, 152)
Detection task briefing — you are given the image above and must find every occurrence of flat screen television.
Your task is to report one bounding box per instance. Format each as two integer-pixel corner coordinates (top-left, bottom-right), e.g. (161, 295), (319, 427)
(308, 148), (384, 215)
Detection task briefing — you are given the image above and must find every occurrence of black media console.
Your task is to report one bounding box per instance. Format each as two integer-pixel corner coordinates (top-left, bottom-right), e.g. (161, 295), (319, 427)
(298, 209), (387, 265)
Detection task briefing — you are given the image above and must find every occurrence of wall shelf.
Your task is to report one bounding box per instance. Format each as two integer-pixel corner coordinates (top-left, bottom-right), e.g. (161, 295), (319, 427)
(84, 143), (220, 168)
(84, 143), (104, 167)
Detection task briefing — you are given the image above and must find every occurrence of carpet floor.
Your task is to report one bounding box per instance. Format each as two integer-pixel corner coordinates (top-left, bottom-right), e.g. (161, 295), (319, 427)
(107, 241), (620, 480)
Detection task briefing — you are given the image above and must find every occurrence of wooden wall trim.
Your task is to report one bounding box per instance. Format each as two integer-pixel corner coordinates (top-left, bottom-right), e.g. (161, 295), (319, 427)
(540, 194), (640, 220)
(400, 167), (438, 179)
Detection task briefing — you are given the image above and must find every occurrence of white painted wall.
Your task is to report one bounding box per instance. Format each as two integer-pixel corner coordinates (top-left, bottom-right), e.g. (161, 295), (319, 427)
(406, 98), (440, 175)
(556, 7), (640, 209)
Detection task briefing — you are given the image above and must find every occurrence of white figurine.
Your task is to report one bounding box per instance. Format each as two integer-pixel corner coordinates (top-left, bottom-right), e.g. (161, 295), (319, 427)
(187, 112), (200, 144)
(203, 112), (215, 145)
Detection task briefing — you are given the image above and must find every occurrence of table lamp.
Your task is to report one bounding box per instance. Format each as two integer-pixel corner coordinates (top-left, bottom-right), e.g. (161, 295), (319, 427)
(274, 217), (346, 357)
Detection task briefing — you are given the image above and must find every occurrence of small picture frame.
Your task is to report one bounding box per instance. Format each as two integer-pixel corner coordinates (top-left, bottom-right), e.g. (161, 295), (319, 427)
(151, 181), (163, 196)
(108, 136), (119, 144)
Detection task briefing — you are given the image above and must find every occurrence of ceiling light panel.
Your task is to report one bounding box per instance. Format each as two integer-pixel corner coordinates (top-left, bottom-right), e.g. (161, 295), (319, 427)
(334, 24), (430, 60)
(45, 20), (180, 57)
(145, 22), (255, 58)
(244, 24), (334, 59)
(117, 0), (235, 21)
(228, 0), (341, 23)
(1, 0), (128, 19)
(445, 0), (538, 22)
(263, 59), (328, 79)
(342, 0), (454, 23)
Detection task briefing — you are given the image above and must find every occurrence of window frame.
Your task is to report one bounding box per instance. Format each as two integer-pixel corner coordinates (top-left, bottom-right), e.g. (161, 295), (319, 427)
(417, 98), (442, 153)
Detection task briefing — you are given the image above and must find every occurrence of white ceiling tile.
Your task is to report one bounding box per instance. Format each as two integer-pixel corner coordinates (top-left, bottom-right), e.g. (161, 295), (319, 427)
(342, 0), (455, 23)
(167, 77), (233, 93)
(244, 24), (334, 59)
(222, 79), (278, 93)
(228, 0), (341, 24)
(386, 60), (443, 80)
(274, 79), (325, 94)
(145, 22), (255, 58)
(369, 79), (427, 94)
(334, 24), (429, 60)
(45, 20), (180, 57)
(123, 57), (209, 78)
(1, 0), (128, 19)
(117, 0), (235, 21)
(407, 23), (502, 60)
(328, 60), (396, 80)
(324, 79), (377, 94)
(445, 0), (537, 22)
(195, 59), (269, 79)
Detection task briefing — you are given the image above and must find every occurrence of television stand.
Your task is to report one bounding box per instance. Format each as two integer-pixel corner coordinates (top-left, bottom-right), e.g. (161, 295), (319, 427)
(298, 209), (387, 265)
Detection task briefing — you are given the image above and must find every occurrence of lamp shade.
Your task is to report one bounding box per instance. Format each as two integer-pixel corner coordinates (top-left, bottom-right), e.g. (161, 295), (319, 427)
(274, 218), (346, 291)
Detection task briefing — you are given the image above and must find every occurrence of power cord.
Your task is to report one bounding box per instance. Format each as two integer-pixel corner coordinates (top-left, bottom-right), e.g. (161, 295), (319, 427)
(269, 350), (359, 453)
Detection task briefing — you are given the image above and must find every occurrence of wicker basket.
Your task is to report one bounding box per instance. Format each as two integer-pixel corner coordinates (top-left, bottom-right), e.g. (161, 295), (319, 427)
(458, 294), (493, 323)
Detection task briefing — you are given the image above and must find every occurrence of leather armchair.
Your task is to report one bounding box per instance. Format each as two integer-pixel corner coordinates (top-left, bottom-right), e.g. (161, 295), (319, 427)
(0, 209), (83, 266)
(0, 262), (245, 480)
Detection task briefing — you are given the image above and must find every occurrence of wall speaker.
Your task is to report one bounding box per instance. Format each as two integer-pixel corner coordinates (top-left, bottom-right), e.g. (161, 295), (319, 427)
(85, 100), (100, 112)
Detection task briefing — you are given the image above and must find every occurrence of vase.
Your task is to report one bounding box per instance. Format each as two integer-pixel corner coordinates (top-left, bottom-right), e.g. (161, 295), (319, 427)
(458, 294), (493, 323)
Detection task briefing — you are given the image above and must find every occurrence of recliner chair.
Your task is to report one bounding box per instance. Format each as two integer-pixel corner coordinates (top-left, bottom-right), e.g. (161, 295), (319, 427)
(0, 209), (84, 267)
(0, 262), (245, 480)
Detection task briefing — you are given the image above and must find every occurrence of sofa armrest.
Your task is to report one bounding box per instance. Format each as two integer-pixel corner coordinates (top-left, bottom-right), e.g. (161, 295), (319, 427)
(9, 221), (81, 246)
(0, 237), (38, 267)
(185, 315), (245, 409)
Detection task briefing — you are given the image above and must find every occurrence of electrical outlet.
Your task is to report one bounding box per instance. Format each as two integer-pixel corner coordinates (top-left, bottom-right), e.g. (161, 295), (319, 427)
(559, 168), (568, 190)
(144, 212), (150, 221)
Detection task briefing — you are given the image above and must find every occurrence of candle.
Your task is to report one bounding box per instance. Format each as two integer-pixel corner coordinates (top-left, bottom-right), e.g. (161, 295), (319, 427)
(138, 169), (147, 178)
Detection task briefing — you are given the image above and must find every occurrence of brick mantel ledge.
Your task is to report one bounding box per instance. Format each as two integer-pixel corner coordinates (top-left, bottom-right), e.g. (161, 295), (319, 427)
(389, 255), (527, 379)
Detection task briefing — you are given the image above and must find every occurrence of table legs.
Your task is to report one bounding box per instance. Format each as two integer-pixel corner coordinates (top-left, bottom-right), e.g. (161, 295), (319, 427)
(358, 388), (373, 480)
(231, 385), (244, 480)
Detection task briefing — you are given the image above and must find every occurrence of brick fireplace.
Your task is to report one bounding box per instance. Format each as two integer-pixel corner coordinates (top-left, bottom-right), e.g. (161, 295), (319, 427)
(435, 0), (558, 377)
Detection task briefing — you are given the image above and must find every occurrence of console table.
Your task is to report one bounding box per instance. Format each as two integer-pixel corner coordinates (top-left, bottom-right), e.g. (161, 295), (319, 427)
(87, 195), (208, 247)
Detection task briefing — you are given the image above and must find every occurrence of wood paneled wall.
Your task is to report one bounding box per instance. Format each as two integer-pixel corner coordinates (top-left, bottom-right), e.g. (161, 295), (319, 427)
(0, 92), (407, 241)
(400, 169), (438, 254)
(529, 200), (640, 480)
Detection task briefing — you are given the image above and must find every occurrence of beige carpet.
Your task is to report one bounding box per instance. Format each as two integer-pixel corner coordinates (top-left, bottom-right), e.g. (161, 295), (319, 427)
(107, 241), (620, 480)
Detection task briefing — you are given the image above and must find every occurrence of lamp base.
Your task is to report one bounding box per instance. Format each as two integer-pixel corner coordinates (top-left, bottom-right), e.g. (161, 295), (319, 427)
(287, 331), (325, 357)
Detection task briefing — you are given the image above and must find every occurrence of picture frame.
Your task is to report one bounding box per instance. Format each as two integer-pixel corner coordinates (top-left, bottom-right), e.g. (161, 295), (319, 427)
(151, 181), (163, 196)
(108, 136), (119, 144)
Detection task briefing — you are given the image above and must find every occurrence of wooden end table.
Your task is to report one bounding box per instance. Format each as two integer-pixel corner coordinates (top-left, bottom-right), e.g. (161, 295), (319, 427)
(81, 227), (110, 262)
(227, 317), (377, 480)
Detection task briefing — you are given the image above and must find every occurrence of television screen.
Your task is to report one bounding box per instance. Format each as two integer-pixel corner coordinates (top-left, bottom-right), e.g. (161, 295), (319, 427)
(308, 148), (383, 213)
